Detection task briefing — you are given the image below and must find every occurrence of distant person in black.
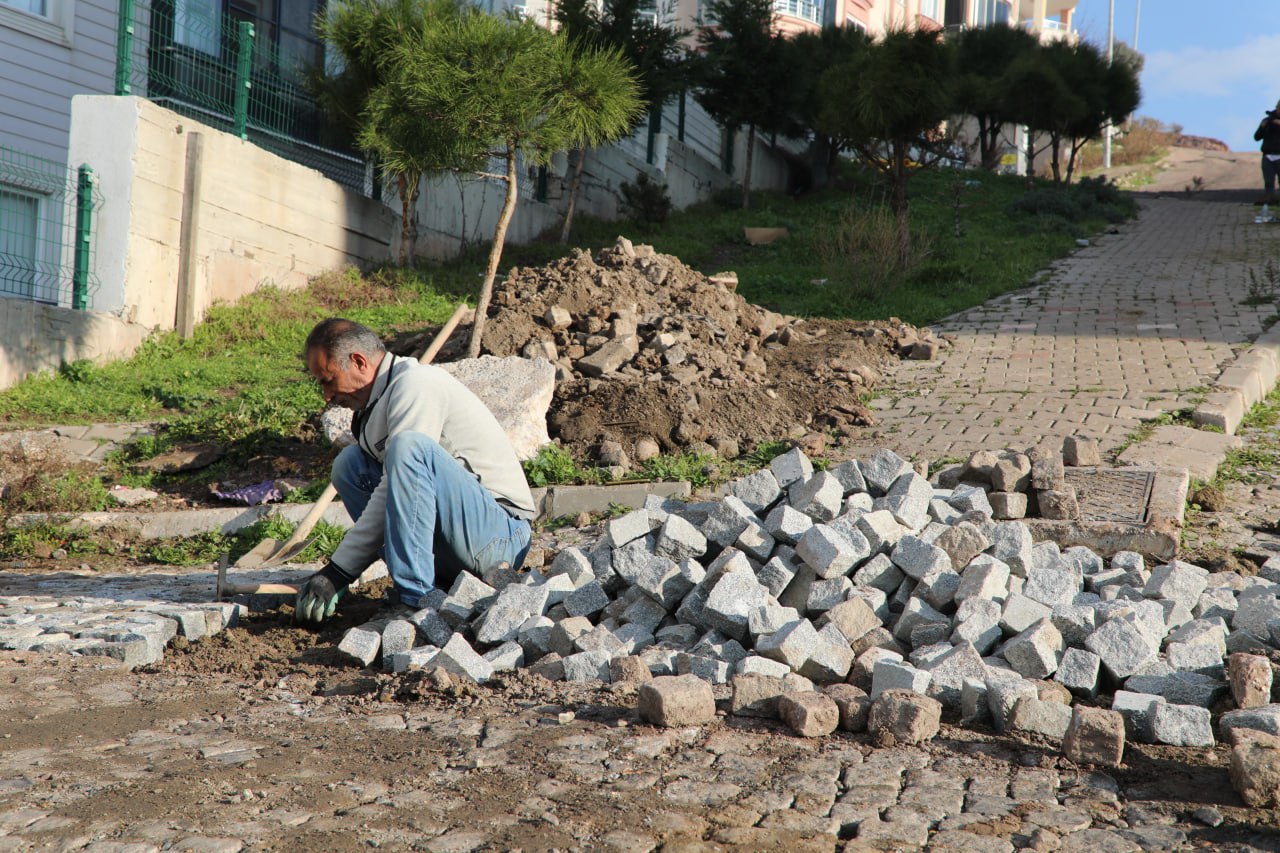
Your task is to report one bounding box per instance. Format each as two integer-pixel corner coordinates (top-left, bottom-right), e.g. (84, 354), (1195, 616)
(1256, 99), (1280, 203)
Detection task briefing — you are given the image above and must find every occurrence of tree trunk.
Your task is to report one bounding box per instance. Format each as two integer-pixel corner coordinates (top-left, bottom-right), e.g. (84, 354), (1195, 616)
(467, 144), (520, 360)
(558, 148), (588, 244)
(397, 171), (421, 266)
(1050, 135), (1063, 184)
(978, 117), (999, 171)
(1025, 131), (1036, 189)
(741, 124), (755, 211)
(891, 143), (911, 268)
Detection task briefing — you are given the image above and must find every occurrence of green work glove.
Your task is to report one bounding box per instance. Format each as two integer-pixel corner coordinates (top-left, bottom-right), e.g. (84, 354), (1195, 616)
(295, 562), (354, 624)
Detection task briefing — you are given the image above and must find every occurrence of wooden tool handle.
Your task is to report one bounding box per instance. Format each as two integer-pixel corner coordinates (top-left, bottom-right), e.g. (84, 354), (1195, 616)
(418, 303), (472, 364)
(223, 581), (299, 595)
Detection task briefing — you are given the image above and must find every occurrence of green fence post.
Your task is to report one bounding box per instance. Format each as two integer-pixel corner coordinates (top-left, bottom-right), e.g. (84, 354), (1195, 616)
(113, 0), (135, 96)
(234, 21), (255, 140)
(677, 89), (686, 143)
(73, 166), (95, 311)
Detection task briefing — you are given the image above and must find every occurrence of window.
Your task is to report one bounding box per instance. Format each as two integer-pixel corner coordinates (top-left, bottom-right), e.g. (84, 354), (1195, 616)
(972, 0), (1011, 26)
(0, 187), (41, 302)
(919, 0), (941, 21)
(174, 0), (220, 55)
(0, 0), (74, 45)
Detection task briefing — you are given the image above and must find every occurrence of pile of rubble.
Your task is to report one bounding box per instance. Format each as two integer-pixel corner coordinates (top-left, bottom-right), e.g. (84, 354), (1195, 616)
(480, 237), (944, 460)
(336, 441), (1280, 804)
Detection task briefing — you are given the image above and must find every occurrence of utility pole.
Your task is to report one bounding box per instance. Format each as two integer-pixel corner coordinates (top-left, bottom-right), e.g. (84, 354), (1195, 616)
(1103, 0), (1115, 169)
(1133, 0), (1141, 51)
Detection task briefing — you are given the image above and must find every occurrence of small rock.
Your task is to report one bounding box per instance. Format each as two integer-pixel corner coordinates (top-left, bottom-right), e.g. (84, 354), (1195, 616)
(867, 689), (941, 747)
(637, 675), (715, 727)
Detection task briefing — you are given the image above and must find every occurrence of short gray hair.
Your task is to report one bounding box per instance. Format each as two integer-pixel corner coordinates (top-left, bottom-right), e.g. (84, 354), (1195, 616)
(304, 318), (385, 369)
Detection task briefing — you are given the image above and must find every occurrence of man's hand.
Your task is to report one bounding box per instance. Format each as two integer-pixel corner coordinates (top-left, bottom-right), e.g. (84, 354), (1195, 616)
(295, 562), (353, 624)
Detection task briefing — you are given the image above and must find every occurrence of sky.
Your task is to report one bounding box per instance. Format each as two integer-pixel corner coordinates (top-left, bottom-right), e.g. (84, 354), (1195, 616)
(1070, 0), (1280, 152)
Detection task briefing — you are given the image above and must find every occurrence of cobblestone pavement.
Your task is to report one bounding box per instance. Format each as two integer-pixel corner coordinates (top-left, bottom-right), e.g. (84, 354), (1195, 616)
(848, 194), (1280, 464)
(0, 649), (1274, 853)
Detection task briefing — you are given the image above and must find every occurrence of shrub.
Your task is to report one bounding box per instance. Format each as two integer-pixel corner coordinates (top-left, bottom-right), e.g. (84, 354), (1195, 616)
(619, 173), (674, 228)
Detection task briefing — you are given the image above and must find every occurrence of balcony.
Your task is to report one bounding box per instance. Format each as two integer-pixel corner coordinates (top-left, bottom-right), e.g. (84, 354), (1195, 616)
(773, 0), (822, 23)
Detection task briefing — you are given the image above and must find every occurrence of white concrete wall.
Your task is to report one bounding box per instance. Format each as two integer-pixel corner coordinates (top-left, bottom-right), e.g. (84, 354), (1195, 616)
(0, 299), (150, 391)
(69, 95), (394, 329)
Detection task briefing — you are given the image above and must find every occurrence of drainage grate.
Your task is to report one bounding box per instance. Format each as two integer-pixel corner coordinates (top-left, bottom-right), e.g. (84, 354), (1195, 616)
(1064, 468), (1154, 524)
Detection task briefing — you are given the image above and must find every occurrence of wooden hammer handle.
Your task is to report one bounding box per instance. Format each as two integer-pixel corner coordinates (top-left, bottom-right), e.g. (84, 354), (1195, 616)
(222, 581), (299, 595)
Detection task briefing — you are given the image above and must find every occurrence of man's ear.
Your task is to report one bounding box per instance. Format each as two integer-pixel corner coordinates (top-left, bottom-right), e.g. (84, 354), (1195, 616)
(348, 351), (371, 373)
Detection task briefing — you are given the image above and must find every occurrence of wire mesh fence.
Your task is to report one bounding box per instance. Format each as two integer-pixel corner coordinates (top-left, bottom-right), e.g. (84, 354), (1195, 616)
(117, 0), (370, 195)
(0, 148), (102, 309)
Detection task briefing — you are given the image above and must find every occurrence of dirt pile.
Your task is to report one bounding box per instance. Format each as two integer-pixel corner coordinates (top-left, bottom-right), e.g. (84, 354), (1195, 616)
(482, 237), (941, 463)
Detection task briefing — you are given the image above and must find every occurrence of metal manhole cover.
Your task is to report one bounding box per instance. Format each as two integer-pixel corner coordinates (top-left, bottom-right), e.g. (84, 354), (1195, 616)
(1064, 468), (1154, 524)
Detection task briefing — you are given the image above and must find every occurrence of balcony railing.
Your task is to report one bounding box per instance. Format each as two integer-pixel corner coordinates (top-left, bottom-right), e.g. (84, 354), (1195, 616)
(773, 0), (821, 23)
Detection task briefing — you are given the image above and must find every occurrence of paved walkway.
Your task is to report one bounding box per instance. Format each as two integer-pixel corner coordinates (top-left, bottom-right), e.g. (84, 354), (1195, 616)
(847, 194), (1280, 464)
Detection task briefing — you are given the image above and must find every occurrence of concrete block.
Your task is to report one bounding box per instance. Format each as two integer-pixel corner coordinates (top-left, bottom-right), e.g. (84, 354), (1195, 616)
(337, 626), (381, 668)
(528, 652), (566, 681)
(986, 522), (1033, 577)
(610, 655), (653, 683)
(734, 517), (776, 564)
(614, 622), (656, 654)
(1230, 653), (1274, 709)
(1001, 593), (1053, 636)
(1031, 457), (1065, 490)
(389, 646), (441, 673)
(1063, 706), (1125, 767)
(703, 496), (760, 549)
(1145, 561), (1210, 611)
(770, 447), (815, 488)
(893, 597), (949, 644)
(987, 677), (1039, 733)
(804, 576), (851, 613)
(757, 554), (798, 598)
(826, 684), (871, 732)
(1002, 618), (1063, 679)
(1112, 690), (1164, 742)
(517, 615), (555, 659)
(779, 691), (840, 737)
(1087, 617), (1158, 680)
(475, 584), (551, 645)
(789, 471), (845, 522)
(727, 468), (782, 513)
(830, 459), (868, 495)
(638, 675), (716, 726)
(891, 536), (952, 580)
(764, 503), (814, 546)
(961, 677), (992, 726)
(737, 655), (792, 678)
(410, 608), (454, 648)
(483, 641), (525, 671)
(676, 653), (733, 684)
(1166, 641), (1225, 678)
(859, 449), (912, 495)
(704, 567), (771, 642)
(436, 634), (494, 683)
(574, 624), (626, 657)
(954, 555), (1011, 606)
(868, 689), (942, 746)
(857, 510), (906, 554)
(606, 508), (659, 548)
(558, 649), (612, 682)
(1023, 563), (1081, 609)
(797, 523), (869, 579)
(1055, 647), (1101, 697)
(853, 553), (905, 593)
(1151, 702), (1215, 747)
(914, 568), (959, 612)
(563, 580), (611, 618)
(949, 484), (994, 517)
(930, 498), (964, 524)
(872, 659), (932, 698)
(1010, 696), (1072, 740)
(1230, 738), (1280, 807)
(622, 595), (669, 632)
(799, 623), (855, 683)
(951, 598), (1003, 656)
(816, 597), (879, 644)
(380, 620), (416, 670)
(1050, 604), (1097, 648)
(655, 514), (708, 562)
(757, 618), (820, 671)
(549, 616), (594, 658)
(449, 573), (497, 611)
(882, 472), (933, 529)
(749, 603), (802, 637)
(1221, 705), (1280, 742)
(731, 673), (789, 717)
(920, 641), (987, 710)
(548, 546), (594, 585)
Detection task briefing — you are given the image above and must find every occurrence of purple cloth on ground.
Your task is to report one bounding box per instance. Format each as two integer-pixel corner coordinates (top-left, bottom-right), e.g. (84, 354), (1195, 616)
(212, 480), (284, 505)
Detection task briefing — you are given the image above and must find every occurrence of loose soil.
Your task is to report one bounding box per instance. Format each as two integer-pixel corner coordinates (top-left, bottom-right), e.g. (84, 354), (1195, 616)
(480, 238), (914, 460)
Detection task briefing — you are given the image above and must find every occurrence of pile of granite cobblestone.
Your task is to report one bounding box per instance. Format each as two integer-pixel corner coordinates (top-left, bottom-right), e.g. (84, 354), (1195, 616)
(330, 442), (1280, 804)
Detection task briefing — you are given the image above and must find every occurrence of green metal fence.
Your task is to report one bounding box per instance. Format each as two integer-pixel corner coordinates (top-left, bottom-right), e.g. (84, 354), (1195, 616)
(116, 0), (370, 196)
(0, 148), (101, 309)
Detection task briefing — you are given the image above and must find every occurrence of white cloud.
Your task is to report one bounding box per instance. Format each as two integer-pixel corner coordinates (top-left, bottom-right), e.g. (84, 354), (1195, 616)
(1143, 33), (1280, 99)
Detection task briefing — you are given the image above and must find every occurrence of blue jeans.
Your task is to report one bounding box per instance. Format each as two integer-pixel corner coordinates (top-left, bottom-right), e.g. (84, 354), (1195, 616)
(331, 432), (531, 606)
